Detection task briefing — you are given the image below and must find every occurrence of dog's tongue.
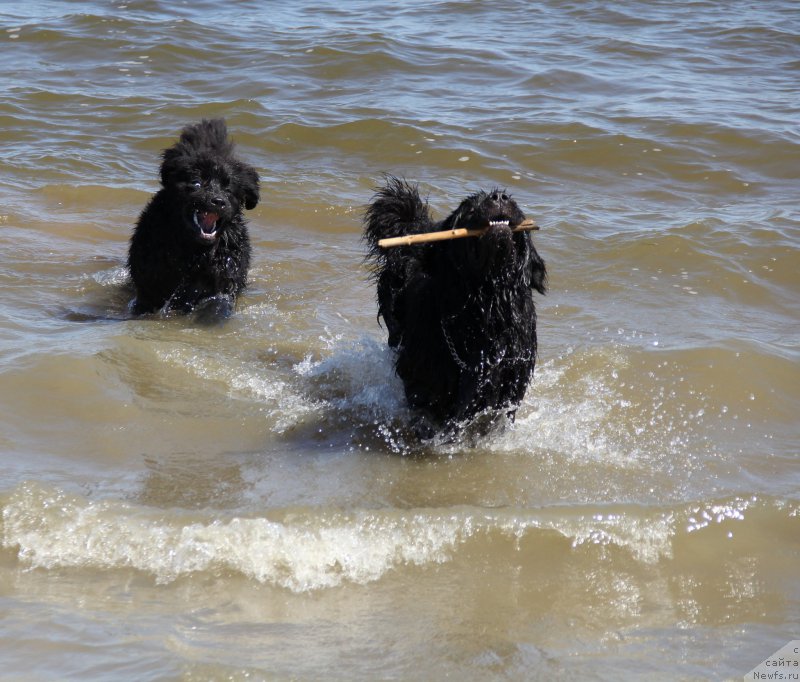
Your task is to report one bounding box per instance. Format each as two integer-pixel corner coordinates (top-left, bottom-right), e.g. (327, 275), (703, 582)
(198, 210), (218, 233)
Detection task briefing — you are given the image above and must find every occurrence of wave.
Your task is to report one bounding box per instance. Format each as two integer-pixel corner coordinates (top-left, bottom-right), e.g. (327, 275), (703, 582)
(2, 481), (795, 593)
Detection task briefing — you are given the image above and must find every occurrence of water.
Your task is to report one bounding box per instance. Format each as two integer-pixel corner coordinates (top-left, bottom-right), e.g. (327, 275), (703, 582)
(1, 1), (798, 679)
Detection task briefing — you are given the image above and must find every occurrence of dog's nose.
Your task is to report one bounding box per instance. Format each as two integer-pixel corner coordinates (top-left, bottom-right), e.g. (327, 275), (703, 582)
(490, 191), (510, 204)
(211, 196), (227, 210)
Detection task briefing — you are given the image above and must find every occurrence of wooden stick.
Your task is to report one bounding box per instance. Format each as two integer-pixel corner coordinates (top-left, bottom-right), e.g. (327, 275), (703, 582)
(378, 219), (539, 248)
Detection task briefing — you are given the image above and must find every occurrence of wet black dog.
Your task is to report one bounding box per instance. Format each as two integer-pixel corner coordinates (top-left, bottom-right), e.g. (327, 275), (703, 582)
(364, 177), (547, 437)
(128, 119), (259, 314)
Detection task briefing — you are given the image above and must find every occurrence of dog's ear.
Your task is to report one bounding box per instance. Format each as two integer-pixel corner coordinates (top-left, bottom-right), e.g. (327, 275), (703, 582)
(232, 161), (260, 210)
(159, 147), (190, 188)
(526, 244), (548, 295)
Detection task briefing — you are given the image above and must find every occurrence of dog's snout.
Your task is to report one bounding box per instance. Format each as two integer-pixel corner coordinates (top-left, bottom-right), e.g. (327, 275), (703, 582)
(490, 191), (510, 204)
(210, 196), (227, 210)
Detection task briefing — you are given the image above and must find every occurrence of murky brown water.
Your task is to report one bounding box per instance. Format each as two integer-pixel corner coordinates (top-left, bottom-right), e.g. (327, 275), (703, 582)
(1, 1), (798, 679)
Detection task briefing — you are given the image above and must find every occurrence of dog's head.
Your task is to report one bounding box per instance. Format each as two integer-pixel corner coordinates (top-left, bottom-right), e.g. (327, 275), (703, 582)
(440, 189), (546, 292)
(446, 188), (526, 232)
(159, 119), (260, 245)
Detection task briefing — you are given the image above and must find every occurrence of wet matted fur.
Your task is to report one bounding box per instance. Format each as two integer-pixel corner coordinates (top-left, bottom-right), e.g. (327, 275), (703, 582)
(128, 119), (260, 314)
(364, 177), (547, 437)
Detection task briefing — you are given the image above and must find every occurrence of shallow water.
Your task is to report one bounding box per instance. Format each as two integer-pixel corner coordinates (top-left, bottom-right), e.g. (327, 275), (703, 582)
(0, 1), (798, 680)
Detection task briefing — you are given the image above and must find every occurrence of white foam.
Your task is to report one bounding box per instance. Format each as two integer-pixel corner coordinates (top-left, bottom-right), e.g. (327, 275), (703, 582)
(1, 483), (469, 591)
(551, 510), (674, 563)
(2, 483), (686, 592)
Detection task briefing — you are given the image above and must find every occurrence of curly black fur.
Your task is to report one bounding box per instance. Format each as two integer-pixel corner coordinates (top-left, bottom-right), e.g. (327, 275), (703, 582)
(364, 177), (547, 436)
(128, 119), (260, 314)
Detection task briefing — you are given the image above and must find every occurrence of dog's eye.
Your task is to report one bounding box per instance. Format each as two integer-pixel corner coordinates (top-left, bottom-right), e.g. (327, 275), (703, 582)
(193, 181), (202, 188)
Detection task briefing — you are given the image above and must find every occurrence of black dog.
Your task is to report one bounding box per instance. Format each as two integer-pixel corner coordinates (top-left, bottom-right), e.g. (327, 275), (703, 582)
(364, 177), (547, 437)
(128, 119), (259, 314)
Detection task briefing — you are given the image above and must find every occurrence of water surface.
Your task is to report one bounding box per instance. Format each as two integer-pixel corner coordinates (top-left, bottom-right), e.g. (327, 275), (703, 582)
(1, 1), (798, 679)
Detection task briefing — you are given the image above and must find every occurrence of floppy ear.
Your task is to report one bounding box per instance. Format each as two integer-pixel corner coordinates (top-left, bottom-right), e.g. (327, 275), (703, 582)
(232, 161), (260, 210)
(526, 243), (548, 295)
(159, 147), (189, 188)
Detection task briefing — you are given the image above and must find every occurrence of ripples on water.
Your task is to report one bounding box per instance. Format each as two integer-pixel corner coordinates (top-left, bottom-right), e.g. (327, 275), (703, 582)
(0, 1), (798, 680)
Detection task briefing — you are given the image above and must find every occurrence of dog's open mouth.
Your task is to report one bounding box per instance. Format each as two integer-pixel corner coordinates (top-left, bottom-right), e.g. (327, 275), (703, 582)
(486, 214), (520, 229)
(193, 210), (219, 240)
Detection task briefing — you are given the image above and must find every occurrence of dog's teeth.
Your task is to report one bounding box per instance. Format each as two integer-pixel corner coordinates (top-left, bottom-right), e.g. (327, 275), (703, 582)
(489, 220), (510, 227)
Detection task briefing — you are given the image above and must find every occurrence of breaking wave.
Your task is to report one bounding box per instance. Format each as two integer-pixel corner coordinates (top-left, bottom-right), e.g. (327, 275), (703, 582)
(3, 481), (795, 593)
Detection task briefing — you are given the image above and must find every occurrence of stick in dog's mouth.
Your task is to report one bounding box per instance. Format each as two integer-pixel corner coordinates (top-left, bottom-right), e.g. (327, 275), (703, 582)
(378, 218), (539, 248)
